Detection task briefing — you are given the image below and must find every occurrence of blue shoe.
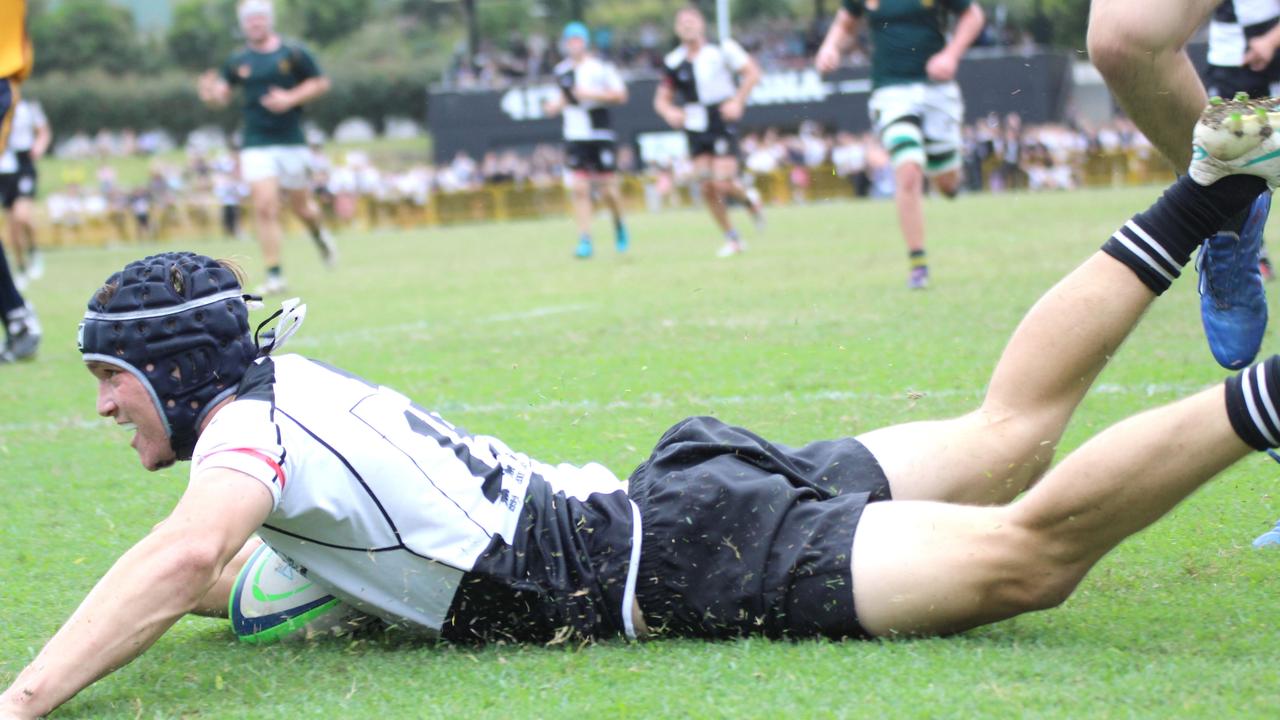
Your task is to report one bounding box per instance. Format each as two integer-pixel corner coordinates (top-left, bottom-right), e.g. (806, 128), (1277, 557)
(1253, 518), (1280, 548)
(575, 236), (593, 259)
(615, 224), (629, 253)
(1198, 192), (1270, 369)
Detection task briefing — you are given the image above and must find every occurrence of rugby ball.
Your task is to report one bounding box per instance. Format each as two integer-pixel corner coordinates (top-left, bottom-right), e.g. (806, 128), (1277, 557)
(228, 543), (365, 643)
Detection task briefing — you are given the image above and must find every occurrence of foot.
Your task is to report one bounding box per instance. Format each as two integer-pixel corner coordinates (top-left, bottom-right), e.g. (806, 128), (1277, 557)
(256, 274), (288, 296)
(908, 265), (930, 290)
(615, 225), (629, 253)
(28, 250), (44, 280)
(1190, 94), (1280, 187)
(1, 305), (41, 363)
(575, 237), (593, 259)
(1253, 519), (1280, 548)
(1198, 192), (1270, 369)
(314, 228), (338, 269)
(717, 240), (744, 257)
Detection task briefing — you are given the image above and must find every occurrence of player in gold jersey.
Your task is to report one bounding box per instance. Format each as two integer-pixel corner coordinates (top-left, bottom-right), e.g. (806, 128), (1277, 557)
(0, 0), (40, 364)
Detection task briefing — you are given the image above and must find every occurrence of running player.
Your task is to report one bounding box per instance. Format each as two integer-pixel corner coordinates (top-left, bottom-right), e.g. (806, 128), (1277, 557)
(0, 96), (50, 289)
(815, 0), (985, 289)
(0, 0), (39, 365)
(545, 21), (630, 259)
(7, 99), (1280, 718)
(197, 0), (336, 295)
(654, 5), (763, 257)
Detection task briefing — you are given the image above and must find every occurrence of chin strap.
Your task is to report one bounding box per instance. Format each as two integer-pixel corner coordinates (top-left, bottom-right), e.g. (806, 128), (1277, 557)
(254, 297), (307, 357)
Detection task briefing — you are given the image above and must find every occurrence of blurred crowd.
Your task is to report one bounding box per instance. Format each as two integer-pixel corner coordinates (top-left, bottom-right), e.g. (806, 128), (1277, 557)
(444, 12), (1041, 91)
(37, 115), (1160, 243)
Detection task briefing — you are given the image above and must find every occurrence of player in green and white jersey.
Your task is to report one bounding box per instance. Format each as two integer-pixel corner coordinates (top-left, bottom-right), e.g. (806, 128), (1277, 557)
(816, 0), (985, 289)
(197, 0), (336, 295)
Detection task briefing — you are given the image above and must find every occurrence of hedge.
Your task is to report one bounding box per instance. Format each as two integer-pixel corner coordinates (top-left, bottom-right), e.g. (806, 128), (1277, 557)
(24, 63), (433, 143)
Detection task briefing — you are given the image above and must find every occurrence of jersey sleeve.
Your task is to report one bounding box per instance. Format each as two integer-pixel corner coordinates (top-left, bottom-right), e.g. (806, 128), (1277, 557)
(191, 399), (288, 509)
(841, 0), (866, 17)
(289, 43), (322, 82)
(721, 39), (750, 72)
(220, 54), (241, 86)
(600, 61), (625, 93)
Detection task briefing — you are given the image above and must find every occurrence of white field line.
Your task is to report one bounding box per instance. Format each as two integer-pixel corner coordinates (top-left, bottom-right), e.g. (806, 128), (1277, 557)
(0, 381), (1211, 437)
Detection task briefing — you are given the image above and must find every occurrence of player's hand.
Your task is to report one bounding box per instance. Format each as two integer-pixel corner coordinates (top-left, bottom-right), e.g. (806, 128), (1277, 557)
(814, 44), (841, 74)
(720, 97), (745, 122)
(197, 70), (221, 101)
(543, 95), (564, 116)
(661, 107), (685, 129)
(926, 51), (959, 82)
(261, 86), (296, 114)
(1245, 36), (1278, 72)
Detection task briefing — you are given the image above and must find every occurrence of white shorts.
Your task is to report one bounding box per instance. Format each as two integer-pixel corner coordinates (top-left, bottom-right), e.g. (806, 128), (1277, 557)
(240, 145), (312, 190)
(868, 81), (964, 174)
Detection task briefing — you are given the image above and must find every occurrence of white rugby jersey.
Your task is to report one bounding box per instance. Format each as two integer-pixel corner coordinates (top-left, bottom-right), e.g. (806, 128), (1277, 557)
(1209, 0), (1280, 67)
(191, 354), (643, 642)
(662, 40), (750, 132)
(554, 55), (625, 142)
(0, 100), (46, 173)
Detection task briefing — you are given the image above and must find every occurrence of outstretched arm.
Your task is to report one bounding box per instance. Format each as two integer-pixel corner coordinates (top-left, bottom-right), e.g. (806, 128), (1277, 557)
(198, 69), (233, 108)
(815, 8), (861, 74)
(0, 469), (272, 719)
(926, 3), (986, 82)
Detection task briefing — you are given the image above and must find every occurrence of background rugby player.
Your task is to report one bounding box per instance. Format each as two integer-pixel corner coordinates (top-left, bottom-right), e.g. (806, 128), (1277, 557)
(654, 5), (763, 258)
(197, 0), (336, 295)
(816, 0), (985, 289)
(544, 21), (630, 260)
(0, 0), (39, 365)
(0, 96), (50, 289)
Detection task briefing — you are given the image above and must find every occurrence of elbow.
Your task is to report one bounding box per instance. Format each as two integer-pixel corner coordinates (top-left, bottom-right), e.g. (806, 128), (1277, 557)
(159, 542), (226, 608)
(315, 77), (332, 96)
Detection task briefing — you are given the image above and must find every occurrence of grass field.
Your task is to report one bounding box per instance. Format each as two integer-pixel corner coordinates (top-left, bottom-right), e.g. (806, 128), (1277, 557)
(4, 186), (1280, 718)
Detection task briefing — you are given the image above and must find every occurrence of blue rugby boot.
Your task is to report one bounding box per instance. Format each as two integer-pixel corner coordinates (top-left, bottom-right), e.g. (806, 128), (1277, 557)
(1197, 191), (1270, 369)
(1253, 517), (1280, 548)
(574, 235), (593, 259)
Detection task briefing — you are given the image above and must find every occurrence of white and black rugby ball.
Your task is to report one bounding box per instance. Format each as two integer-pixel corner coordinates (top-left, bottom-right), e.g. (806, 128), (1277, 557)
(228, 543), (366, 643)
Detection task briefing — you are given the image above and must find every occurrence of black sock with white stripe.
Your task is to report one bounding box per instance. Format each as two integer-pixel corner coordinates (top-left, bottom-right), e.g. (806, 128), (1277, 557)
(1101, 175), (1267, 295)
(1226, 356), (1280, 450)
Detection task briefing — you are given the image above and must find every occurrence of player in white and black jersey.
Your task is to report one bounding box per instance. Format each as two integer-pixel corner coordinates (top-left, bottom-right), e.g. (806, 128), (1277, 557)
(24, 154), (1280, 716)
(544, 22), (630, 260)
(654, 5), (763, 257)
(1206, 0), (1280, 100)
(0, 97), (50, 289)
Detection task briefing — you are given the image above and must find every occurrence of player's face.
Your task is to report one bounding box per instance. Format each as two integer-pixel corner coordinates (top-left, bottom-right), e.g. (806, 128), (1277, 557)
(240, 11), (273, 44)
(565, 36), (586, 58)
(88, 361), (177, 472)
(675, 9), (705, 43)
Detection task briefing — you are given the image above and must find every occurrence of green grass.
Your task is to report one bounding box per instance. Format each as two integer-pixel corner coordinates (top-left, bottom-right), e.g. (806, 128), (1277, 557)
(4, 187), (1280, 718)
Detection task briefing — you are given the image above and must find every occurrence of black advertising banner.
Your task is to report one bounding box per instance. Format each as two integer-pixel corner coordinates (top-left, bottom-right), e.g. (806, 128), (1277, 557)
(427, 50), (1073, 163)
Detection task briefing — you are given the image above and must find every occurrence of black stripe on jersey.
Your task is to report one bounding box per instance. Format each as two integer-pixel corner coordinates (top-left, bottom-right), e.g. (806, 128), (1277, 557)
(345, 394), (495, 539)
(261, 523), (402, 552)
(403, 409), (504, 504)
(664, 60), (699, 105)
(307, 358), (377, 390)
(276, 405), (405, 542)
(235, 357), (288, 470)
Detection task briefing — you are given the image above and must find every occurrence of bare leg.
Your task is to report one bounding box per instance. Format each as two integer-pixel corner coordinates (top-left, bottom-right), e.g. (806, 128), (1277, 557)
(570, 174), (593, 236)
(1087, 0), (1219, 169)
(249, 179), (283, 269)
(933, 168), (961, 199)
(858, 253), (1155, 504)
(285, 187), (323, 236)
(852, 386), (1250, 637)
(894, 161), (926, 253)
(599, 175), (625, 227)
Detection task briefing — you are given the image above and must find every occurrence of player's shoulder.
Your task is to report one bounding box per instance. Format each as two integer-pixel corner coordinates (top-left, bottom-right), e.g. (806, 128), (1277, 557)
(278, 38), (316, 57)
(664, 45), (688, 68)
(553, 57), (574, 74)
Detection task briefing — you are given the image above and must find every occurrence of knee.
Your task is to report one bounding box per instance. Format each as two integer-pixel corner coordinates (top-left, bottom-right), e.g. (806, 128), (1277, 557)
(254, 202), (279, 222)
(990, 525), (1088, 614)
(969, 403), (1063, 485)
(1087, 8), (1180, 75)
